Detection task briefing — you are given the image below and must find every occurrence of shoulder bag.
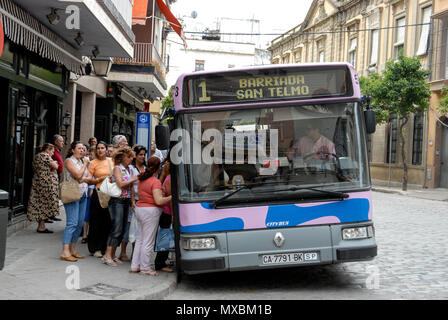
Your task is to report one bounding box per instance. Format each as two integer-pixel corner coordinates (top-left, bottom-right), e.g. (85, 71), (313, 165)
(99, 158), (122, 198)
(60, 168), (81, 204)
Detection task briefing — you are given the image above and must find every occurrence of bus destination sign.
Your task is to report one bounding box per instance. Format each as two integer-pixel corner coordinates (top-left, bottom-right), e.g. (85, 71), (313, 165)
(183, 66), (352, 107)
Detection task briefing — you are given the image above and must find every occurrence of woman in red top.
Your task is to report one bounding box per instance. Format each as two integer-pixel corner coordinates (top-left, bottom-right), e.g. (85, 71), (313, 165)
(130, 157), (171, 276)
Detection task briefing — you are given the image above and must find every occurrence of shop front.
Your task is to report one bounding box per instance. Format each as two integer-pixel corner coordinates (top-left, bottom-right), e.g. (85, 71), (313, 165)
(0, 39), (70, 223)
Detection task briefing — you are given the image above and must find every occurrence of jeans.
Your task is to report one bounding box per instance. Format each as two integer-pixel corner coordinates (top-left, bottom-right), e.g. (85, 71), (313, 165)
(107, 197), (130, 247)
(62, 194), (88, 245)
(155, 212), (172, 270)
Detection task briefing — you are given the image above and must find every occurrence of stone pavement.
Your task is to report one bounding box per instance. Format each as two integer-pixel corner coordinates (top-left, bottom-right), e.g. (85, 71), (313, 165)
(0, 211), (177, 300)
(372, 184), (448, 202)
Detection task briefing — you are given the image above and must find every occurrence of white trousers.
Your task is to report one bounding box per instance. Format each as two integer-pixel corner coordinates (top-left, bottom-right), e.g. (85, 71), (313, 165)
(131, 206), (162, 271)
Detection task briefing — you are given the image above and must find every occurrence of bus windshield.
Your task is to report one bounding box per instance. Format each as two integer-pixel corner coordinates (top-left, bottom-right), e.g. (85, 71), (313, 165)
(176, 102), (369, 203)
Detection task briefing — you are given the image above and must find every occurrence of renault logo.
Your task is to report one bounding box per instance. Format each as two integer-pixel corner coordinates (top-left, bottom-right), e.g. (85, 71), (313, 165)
(273, 232), (285, 247)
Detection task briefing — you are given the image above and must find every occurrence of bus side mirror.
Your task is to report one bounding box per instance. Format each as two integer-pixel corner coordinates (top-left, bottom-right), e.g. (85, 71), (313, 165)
(364, 109), (376, 134)
(155, 124), (170, 150)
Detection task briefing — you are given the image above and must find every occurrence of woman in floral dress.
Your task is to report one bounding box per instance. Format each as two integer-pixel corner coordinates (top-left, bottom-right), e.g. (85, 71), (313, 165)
(27, 143), (60, 233)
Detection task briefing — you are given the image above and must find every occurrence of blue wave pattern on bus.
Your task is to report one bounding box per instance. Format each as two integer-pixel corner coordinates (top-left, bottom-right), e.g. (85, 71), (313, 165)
(181, 198), (369, 233)
(180, 217), (245, 233)
(265, 198), (370, 227)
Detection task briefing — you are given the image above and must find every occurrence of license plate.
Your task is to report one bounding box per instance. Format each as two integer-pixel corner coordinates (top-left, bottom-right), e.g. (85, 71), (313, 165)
(261, 252), (319, 265)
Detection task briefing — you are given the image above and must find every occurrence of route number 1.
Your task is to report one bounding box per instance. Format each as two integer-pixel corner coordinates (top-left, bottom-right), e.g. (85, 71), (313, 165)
(198, 81), (211, 102)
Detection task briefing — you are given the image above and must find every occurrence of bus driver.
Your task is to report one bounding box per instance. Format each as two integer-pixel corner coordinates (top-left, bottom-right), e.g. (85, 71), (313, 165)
(286, 124), (336, 161)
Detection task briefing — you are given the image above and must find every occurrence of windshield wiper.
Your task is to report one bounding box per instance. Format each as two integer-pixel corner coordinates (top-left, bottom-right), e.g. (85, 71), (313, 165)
(209, 184), (251, 208)
(258, 186), (349, 200)
(210, 181), (281, 208)
(209, 181), (348, 208)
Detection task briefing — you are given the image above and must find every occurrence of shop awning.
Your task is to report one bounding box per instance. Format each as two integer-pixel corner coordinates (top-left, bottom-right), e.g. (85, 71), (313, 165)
(132, 0), (149, 25)
(0, 0), (83, 74)
(155, 0), (186, 45)
(133, 0), (186, 47)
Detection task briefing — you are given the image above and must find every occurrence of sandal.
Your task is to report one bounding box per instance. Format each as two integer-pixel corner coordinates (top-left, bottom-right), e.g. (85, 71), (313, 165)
(37, 229), (53, 233)
(139, 270), (158, 276)
(81, 238), (87, 244)
(102, 258), (117, 267)
(113, 258), (123, 265)
(129, 269), (140, 273)
(160, 266), (174, 273)
(119, 255), (130, 262)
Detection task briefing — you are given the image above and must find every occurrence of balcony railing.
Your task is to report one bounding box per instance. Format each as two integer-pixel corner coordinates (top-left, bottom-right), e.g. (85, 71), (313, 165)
(113, 43), (166, 78)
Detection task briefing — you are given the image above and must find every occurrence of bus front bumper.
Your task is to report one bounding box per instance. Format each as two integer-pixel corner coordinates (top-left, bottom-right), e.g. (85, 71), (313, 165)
(180, 223), (377, 275)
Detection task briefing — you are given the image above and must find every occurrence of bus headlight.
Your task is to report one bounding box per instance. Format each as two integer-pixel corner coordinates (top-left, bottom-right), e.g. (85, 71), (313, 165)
(342, 226), (374, 240)
(183, 238), (216, 250)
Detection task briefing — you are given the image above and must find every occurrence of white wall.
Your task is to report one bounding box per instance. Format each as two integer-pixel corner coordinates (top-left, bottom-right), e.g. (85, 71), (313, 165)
(166, 37), (257, 88)
(109, 0), (133, 27)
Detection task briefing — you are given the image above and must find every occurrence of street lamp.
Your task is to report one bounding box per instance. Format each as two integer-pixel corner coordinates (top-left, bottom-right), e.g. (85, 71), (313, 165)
(62, 112), (72, 140)
(63, 112), (72, 127)
(17, 97), (30, 124)
(91, 57), (113, 77)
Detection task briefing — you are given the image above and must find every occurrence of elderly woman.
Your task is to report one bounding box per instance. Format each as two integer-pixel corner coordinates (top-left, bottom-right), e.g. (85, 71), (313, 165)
(27, 143), (60, 233)
(112, 135), (128, 148)
(102, 147), (138, 267)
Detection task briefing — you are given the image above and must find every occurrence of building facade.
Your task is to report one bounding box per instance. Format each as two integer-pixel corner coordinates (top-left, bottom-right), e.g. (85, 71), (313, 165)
(269, 0), (447, 189)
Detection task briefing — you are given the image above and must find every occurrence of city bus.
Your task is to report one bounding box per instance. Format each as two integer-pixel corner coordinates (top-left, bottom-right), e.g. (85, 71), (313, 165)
(166, 62), (377, 277)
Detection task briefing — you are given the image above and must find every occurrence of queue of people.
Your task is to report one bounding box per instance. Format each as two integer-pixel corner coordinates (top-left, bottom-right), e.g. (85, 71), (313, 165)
(27, 135), (174, 274)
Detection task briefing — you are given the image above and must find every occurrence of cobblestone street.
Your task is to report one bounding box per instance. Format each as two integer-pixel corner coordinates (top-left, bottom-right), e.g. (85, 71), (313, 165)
(166, 191), (448, 300)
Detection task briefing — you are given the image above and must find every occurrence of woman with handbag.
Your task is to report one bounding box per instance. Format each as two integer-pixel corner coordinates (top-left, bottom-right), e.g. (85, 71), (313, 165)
(130, 156), (172, 276)
(102, 147), (138, 267)
(27, 143), (60, 233)
(84, 141), (112, 258)
(60, 141), (91, 262)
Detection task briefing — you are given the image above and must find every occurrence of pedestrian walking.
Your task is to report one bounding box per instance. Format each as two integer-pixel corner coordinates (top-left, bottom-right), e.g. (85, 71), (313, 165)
(27, 143), (60, 233)
(130, 156), (171, 276)
(60, 141), (91, 262)
(155, 158), (174, 273)
(85, 141), (111, 258)
(102, 147), (138, 267)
